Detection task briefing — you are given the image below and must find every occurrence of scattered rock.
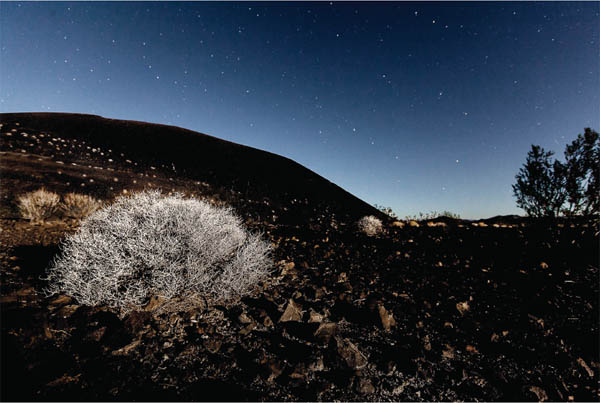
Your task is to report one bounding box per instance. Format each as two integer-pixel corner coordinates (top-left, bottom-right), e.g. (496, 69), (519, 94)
(280, 261), (296, 278)
(456, 301), (470, 316)
(358, 377), (375, 395)
(111, 339), (141, 356)
(15, 286), (36, 297)
(48, 295), (73, 308)
(528, 385), (549, 402)
(204, 338), (222, 353)
(308, 309), (325, 323)
(86, 326), (107, 342)
(309, 357), (325, 372)
(55, 304), (80, 319)
(263, 315), (274, 328)
(314, 286), (329, 300)
(279, 299), (303, 323)
(423, 334), (432, 351)
(43, 326), (53, 339)
(336, 336), (368, 370)
(239, 322), (256, 335)
(267, 361), (283, 383)
(123, 311), (152, 333)
(528, 313), (545, 329)
(378, 304), (396, 331)
(46, 373), (80, 388)
(442, 344), (455, 360)
(577, 357), (594, 377)
(314, 322), (337, 343)
(466, 345), (479, 354)
(238, 312), (254, 324)
(0, 295), (17, 304)
(392, 380), (409, 395)
(289, 364), (307, 380)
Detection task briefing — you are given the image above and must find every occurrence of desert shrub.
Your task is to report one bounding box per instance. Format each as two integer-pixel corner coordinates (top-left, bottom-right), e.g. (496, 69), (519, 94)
(513, 128), (599, 217)
(60, 193), (104, 219)
(438, 210), (461, 220)
(17, 188), (61, 222)
(374, 204), (398, 219)
(403, 210), (461, 221)
(44, 190), (273, 312)
(357, 215), (383, 236)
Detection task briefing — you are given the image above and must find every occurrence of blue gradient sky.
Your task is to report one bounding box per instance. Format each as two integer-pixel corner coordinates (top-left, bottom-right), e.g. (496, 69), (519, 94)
(1, 2), (598, 219)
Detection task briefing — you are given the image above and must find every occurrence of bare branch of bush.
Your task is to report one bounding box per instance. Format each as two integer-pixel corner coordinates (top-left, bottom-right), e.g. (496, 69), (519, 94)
(17, 188), (61, 222)
(357, 215), (383, 236)
(43, 190), (273, 313)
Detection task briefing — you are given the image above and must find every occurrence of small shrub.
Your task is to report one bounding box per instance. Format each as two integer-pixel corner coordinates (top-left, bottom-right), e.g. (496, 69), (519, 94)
(17, 188), (61, 222)
(358, 215), (383, 236)
(439, 210), (461, 220)
(44, 190), (273, 312)
(60, 193), (104, 219)
(403, 210), (461, 222)
(374, 204), (397, 219)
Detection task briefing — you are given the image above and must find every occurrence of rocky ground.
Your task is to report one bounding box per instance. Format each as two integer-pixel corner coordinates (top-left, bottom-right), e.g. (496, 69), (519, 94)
(1, 116), (598, 401)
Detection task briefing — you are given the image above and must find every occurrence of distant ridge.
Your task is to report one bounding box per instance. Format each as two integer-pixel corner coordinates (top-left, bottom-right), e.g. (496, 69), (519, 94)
(0, 112), (384, 221)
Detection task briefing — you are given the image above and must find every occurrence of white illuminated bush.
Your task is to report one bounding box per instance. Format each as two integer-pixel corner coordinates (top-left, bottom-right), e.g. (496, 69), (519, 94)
(357, 215), (383, 236)
(44, 190), (272, 312)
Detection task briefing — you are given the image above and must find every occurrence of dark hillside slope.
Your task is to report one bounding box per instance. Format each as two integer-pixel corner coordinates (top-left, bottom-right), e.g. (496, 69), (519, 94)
(0, 112), (383, 222)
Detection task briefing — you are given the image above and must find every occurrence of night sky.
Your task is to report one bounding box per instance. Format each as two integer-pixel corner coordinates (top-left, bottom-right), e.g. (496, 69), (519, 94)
(1, 2), (598, 219)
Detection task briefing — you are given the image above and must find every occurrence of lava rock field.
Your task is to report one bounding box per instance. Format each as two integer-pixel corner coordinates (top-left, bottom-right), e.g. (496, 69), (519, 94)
(1, 113), (598, 401)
